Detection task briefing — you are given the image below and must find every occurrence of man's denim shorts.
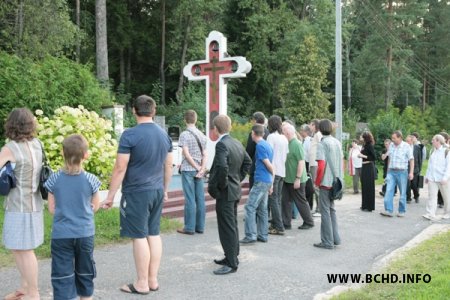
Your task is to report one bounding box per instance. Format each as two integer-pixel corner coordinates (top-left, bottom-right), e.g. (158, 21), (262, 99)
(120, 189), (164, 238)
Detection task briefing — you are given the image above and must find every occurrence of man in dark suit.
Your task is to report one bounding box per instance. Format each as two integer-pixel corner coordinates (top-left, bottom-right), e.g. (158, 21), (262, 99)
(406, 134), (423, 203)
(208, 114), (252, 275)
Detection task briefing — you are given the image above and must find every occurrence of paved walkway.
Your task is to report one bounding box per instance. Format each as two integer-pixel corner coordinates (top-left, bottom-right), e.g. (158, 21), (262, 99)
(1, 185), (449, 299)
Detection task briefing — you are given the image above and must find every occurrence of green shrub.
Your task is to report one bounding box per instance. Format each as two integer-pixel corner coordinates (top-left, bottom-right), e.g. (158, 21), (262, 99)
(231, 122), (252, 147)
(0, 52), (111, 140)
(36, 106), (117, 189)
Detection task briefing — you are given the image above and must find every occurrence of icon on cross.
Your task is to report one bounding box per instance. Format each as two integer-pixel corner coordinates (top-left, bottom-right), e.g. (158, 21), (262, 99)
(183, 31), (252, 142)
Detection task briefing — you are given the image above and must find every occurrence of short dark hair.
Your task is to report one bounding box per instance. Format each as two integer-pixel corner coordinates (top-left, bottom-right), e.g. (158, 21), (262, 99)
(5, 108), (36, 142)
(213, 115), (231, 134)
(311, 119), (320, 128)
(411, 132), (420, 139)
(252, 124), (264, 137)
(184, 110), (197, 124)
(268, 115), (282, 134)
(392, 130), (403, 138)
(362, 131), (375, 145)
(133, 95), (156, 117)
(252, 112), (265, 124)
(318, 119), (333, 135)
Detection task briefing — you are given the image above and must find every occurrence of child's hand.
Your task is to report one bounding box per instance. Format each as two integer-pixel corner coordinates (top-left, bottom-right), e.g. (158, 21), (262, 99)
(101, 198), (113, 209)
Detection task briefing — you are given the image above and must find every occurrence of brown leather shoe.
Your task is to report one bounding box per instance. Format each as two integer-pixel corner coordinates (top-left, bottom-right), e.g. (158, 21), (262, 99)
(177, 228), (194, 235)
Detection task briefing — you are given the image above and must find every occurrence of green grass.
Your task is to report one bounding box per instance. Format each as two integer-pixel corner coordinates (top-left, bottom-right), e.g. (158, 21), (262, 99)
(333, 230), (450, 300)
(0, 198), (181, 268)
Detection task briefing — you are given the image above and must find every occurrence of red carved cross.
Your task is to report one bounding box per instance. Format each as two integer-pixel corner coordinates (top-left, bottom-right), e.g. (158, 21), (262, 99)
(188, 41), (237, 140)
(183, 31), (251, 163)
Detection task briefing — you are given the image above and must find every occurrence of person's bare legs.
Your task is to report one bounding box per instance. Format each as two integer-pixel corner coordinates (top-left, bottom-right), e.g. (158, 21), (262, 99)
(80, 297), (93, 300)
(13, 250), (40, 299)
(121, 238), (150, 293)
(147, 235), (162, 290)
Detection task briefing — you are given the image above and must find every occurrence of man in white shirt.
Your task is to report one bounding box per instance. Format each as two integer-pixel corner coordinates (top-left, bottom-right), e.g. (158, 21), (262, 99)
(424, 134), (450, 220)
(308, 119), (322, 217)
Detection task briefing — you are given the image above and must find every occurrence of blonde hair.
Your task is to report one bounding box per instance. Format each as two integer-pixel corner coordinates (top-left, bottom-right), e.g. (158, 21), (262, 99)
(62, 134), (88, 175)
(433, 134), (445, 145)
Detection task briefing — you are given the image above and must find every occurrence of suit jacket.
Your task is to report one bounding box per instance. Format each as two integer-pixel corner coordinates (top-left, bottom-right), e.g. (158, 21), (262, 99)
(208, 135), (252, 201)
(413, 144), (423, 175)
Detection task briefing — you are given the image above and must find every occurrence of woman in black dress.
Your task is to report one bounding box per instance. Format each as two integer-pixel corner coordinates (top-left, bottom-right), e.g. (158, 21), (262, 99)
(359, 132), (376, 211)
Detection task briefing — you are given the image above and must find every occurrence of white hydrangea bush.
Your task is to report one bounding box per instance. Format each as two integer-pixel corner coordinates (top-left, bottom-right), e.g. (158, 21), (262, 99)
(35, 106), (117, 189)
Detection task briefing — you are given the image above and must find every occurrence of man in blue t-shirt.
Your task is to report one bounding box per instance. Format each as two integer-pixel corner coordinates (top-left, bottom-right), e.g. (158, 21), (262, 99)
(102, 95), (173, 295)
(241, 124), (274, 244)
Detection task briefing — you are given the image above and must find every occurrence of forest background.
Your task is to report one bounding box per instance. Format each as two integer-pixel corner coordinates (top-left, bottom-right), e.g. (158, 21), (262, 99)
(0, 0), (449, 152)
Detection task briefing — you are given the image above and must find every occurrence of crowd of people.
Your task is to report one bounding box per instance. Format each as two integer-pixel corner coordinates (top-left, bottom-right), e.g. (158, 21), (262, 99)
(0, 96), (449, 299)
(347, 130), (450, 220)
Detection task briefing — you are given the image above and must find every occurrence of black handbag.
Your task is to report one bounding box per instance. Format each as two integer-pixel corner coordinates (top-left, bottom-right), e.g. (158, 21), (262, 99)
(38, 140), (52, 200)
(0, 161), (17, 196)
(324, 145), (344, 201)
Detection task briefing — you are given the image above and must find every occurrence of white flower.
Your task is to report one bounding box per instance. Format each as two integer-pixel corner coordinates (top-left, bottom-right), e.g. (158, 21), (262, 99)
(37, 124), (44, 131)
(54, 108), (63, 115)
(64, 125), (73, 132)
(50, 144), (59, 150)
(55, 136), (64, 143)
(46, 128), (54, 136)
(43, 117), (49, 123)
(104, 133), (112, 140)
(78, 105), (85, 110)
(54, 120), (64, 128)
(35, 109), (44, 116)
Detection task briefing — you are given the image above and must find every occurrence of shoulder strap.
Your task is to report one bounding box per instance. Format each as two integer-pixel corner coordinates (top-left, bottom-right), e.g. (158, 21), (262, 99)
(37, 139), (49, 166)
(186, 129), (203, 152)
(323, 141), (338, 179)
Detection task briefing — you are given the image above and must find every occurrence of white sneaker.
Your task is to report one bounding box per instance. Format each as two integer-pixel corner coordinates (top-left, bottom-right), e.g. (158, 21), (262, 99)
(422, 214), (438, 221)
(442, 214), (450, 219)
(397, 212), (405, 217)
(312, 212), (321, 217)
(422, 214), (431, 220)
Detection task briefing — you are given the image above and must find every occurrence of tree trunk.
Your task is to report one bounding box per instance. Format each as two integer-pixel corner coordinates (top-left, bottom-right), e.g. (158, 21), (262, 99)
(76, 0), (80, 62)
(119, 48), (125, 86)
(422, 74), (427, 112)
(95, 0), (109, 87)
(175, 15), (192, 104)
(385, 0), (393, 110)
(126, 47), (132, 90)
(160, 0), (166, 106)
(346, 38), (351, 108)
(17, 0), (24, 56)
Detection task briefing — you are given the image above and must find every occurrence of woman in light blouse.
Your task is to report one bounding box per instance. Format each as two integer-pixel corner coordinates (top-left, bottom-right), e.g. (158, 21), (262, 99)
(424, 134), (450, 220)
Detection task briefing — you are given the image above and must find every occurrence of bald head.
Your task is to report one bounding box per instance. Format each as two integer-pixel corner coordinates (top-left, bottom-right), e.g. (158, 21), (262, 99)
(282, 123), (296, 141)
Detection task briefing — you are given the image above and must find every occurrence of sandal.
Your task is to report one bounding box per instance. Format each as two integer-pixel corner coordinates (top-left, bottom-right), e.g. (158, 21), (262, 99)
(4, 290), (25, 300)
(119, 283), (150, 295)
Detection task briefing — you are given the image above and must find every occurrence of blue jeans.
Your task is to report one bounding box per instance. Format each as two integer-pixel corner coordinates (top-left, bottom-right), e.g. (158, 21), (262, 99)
(268, 175), (284, 230)
(51, 236), (96, 299)
(244, 181), (271, 241)
(181, 171), (205, 232)
(384, 170), (408, 213)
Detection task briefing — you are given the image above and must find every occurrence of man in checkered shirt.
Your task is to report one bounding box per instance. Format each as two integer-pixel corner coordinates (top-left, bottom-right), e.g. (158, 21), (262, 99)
(381, 130), (414, 218)
(177, 110), (208, 235)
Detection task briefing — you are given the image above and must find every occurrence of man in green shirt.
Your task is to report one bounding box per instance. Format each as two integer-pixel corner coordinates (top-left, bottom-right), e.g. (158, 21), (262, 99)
(281, 123), (314, 230)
